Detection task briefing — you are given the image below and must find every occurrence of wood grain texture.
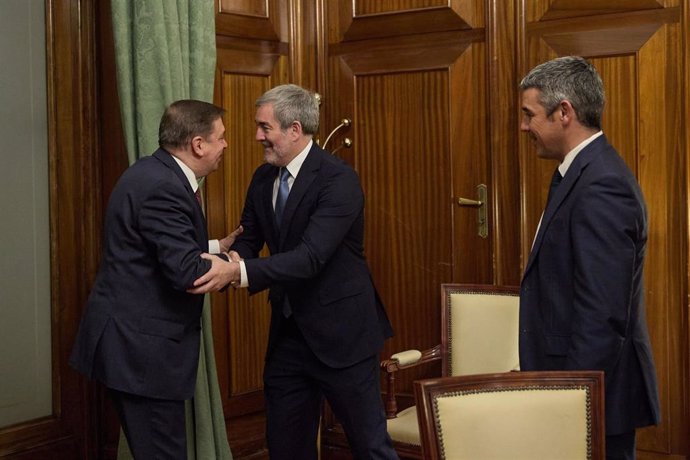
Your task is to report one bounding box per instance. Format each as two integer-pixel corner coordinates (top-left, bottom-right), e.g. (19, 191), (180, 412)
(486, 0), (521, 286)
(531, 8), (679, 57)
(355, 0), (446, 15)
(334, 0), (482, 42)
(355, 70), (453, 373)
(216, 0), (285, 41)
(635, 21), (685, 454)
(528, 0), (670, 22)
(220, 0), (268, 17)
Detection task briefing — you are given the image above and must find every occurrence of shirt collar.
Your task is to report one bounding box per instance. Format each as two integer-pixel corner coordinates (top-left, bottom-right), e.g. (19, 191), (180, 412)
(170, 154), (199, 192)
(283, 139), (313, 178)
(558, 131), (603, 177)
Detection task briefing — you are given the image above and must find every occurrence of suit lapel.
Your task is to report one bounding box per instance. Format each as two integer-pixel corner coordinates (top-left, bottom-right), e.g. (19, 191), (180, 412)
(152, 149), (208, 240)
(263, 166), (280, 240)
(278, 145), (321, 248)
(523, 135), (607, 277)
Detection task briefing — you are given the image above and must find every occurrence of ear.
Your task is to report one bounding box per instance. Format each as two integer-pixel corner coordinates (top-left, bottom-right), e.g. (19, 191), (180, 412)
(289, 121), (303, 140)
(559, 100), (575, 124)
(191, 135), (205, 156)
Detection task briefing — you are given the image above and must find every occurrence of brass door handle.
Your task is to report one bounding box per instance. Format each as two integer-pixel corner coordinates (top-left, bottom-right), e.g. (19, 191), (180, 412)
(456, 184), (488, 238)
(457, 197), (483, 207)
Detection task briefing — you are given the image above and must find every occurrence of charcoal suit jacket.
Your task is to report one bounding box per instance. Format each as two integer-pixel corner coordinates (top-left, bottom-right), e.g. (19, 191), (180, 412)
(231, 143), (393, 368)
(70, 149), (216, 400)
(519, 135), (660, 434)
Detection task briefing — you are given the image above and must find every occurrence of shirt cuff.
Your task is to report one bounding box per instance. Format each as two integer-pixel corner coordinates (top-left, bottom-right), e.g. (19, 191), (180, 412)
(208, 239), (220, 254)
(239, 260), (249, 288)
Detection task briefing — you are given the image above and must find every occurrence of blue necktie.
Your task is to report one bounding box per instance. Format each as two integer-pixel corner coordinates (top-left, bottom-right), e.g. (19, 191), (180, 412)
(275, 167), (291, 228)
(275, 167), (292, 317)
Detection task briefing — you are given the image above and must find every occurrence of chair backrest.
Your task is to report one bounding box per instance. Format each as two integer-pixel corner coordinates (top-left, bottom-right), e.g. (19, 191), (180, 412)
(414, 371), (606, 460)
(441, 284), (520, 376)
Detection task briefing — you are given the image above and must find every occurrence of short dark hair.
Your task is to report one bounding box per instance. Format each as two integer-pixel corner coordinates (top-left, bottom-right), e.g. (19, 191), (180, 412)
(519, 56), (605, 130)
(158, 100), (225, 150)
(256, 84), (320, 134)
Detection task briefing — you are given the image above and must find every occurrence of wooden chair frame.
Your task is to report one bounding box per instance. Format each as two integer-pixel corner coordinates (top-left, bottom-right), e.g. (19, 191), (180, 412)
(414, 371), (606, 460)
(381, 284), (520, 417)
(379, 284), (520, 458)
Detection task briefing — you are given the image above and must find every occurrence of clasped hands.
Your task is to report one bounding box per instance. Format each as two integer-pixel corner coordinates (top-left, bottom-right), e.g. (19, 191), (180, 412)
(187, 226), (244, 295)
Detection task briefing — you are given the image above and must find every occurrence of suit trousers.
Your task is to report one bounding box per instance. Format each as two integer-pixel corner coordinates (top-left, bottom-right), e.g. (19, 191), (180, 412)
(108, 388), (186, 460)
(263, 318), (398, 460)
(606, 431), (636, 460)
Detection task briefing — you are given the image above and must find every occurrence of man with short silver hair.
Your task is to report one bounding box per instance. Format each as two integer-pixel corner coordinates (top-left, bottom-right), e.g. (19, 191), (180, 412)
(518, 56), (660, 459)
(193, 84), (398, 459)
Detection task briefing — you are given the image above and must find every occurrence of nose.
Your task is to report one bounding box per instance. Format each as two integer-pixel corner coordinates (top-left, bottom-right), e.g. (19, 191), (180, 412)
(520, 117), (530, 132)
(255, 127), (264, 141)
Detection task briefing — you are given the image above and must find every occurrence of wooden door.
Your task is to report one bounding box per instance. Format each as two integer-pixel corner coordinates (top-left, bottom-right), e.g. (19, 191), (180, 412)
(318, 0), (520, 413)
(518, 1), (688, 457)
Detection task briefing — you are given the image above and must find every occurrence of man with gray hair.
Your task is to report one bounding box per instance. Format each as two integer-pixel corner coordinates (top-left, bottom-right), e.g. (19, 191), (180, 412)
(518, 56), (660, 459)
(192, 84), (397, 459)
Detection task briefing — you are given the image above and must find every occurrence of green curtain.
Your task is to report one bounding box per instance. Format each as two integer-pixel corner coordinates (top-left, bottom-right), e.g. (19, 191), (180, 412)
(111, 1), (232, 459)
(111, 0), (217, 162)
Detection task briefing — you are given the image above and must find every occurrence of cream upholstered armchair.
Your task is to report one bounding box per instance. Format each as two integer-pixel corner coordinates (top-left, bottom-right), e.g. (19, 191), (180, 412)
(413, 371), (606, 460)
(380, 284), (521, 457)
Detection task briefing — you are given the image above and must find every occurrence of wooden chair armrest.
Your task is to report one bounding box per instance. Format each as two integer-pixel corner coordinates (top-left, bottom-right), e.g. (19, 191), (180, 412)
(381, 344), (442, 418)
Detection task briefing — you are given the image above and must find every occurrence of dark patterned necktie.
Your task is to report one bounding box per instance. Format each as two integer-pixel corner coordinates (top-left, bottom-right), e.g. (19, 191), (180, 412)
(546, 168), (562, 205)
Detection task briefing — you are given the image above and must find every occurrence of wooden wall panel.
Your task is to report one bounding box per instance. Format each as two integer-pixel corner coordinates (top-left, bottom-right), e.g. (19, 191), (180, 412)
(519, 2), (688, 457)
(220, 0), (268, 17)
(487, 0), (521, 285)
(528, 0), (670, 22)
(215, 0), (285, 41)
(591, 56), (637, 172)
(334, 0), (482, 42)
(636, 22), (686, 455)
(355, 70), (453, 376)
(354, 0), (446, 16)
(322, 0), (497, 421)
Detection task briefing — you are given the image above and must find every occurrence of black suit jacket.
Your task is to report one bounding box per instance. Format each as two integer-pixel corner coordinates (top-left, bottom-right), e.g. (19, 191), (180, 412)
(231, 144), (393, 368)
(519, 135), (660, 434)
(70, 149), (213, 400)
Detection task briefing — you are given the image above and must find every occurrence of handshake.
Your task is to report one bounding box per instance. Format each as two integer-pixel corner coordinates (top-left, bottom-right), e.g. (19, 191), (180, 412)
(187, 225), (244, 294)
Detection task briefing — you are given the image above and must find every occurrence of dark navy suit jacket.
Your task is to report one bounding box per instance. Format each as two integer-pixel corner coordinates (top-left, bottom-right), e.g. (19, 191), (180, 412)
(70, 149), (214, 400)
(519, 135), (660, 434)
(231, 143), (393, 368)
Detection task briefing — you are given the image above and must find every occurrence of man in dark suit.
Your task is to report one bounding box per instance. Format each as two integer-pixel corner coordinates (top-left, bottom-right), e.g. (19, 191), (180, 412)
(518, 56), (660, 459)
(70, 100), (241, 459)
(192, 84), (397, 459)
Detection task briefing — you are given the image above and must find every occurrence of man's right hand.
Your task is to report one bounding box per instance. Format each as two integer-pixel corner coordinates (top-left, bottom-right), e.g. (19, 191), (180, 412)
(187, 253), (240, 294)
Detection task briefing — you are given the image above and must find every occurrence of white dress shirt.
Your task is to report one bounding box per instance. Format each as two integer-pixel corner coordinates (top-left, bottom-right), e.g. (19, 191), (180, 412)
(238, 140), (313, 287)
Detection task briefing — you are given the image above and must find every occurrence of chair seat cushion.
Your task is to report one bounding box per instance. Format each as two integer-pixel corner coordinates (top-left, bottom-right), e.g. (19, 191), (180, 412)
(387, 406), (420, 446)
